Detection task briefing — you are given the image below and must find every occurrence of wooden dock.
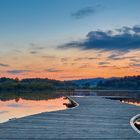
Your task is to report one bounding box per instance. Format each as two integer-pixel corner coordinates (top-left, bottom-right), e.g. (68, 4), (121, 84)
(0, 96), (140, 139)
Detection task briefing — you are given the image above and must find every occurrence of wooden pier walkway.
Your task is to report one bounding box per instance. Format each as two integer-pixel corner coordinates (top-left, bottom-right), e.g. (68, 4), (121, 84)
(0, 96), (140, 139)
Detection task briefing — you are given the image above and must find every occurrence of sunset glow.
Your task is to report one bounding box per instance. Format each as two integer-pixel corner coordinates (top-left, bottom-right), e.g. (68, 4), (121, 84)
(0, 97), (69, 123)
(0, 0), (140, 80)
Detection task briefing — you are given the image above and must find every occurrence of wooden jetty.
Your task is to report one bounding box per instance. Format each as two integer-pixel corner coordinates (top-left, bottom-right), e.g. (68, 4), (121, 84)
(0, 96), (140, 139)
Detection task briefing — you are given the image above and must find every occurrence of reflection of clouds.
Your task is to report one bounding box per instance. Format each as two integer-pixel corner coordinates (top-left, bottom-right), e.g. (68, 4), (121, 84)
(0, 97), (69, 123)
(0, 111), (8, 114)
(0, 63), (10, 67)
(7, 104), (27, 108)
(47, 105), (55, 108)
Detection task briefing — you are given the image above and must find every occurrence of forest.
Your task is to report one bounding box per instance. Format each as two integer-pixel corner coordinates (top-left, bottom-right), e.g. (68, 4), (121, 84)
(96, 76), (140, 90)
(0, 75), (140, 92)
(0, 77), (77, 92)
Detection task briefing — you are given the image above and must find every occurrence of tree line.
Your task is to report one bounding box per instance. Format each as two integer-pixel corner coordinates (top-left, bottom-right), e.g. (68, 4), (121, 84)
(0, 75), (140, 92)
(96, 76), (140, 90)
(0, 77), (77, 92)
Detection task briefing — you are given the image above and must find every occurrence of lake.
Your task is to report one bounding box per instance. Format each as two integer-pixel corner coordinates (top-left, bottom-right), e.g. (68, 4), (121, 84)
(0, 90), (140, 123)
(0, 96), (69, 123)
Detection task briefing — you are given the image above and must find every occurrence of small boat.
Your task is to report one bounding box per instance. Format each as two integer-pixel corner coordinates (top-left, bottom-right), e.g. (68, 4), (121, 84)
(130, 114), (140, 134)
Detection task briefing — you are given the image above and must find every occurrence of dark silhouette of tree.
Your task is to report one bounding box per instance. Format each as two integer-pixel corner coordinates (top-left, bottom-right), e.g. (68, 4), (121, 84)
(0, 77), (78, 92)
(97, 75), (140, 90)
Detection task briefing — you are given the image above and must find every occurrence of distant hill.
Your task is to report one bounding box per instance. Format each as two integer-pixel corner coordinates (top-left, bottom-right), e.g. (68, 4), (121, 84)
(0, 76), (139, 91)
(69, 78), (106, 88)
(96, 76), (140, 90)
(69, 76), (140, 90)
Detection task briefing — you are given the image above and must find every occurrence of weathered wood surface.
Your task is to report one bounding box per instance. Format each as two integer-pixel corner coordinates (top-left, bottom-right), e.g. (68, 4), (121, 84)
(0, 96), (140, 139)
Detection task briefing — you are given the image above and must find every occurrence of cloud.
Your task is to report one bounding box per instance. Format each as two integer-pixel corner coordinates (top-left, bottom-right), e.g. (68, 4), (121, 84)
(97, 65), (130, 69)
(13, 49), (22, 53)
(60, 76), (85, 79)
(45, 68), (63, 73)
(30, 43), (45, 50)
(74, 57), (97, 61)
(131, 63), (140, 67)
(79, 64), (89, 68)
(107, 54), (123, 60)
(71, 5), (101, 19)
(43, 56), (69, 62)
(0, 63), (9, 67)
(133, 25), (140, 33)
(71, 7), (95, 19)
(42, 55), (56, 59)
(61, 57), (69, 62)
(29, 43), (45, 54)
(7, 70), (31, 74)
(98, 65), (117, 69)
(107, 54), (135, 60)
(98, 62), (110, 65)
(58, 25), (140, 52)
(130, 58), (140, 62)
(30, 51), (38, 54)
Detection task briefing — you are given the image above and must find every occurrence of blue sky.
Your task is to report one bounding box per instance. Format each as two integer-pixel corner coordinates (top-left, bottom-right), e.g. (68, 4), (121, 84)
(0, 0), (140, 79)
(0, 0), (140, 43)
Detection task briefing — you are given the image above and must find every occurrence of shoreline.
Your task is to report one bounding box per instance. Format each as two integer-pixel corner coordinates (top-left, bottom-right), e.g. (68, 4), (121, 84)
(0, 96), (79, 124)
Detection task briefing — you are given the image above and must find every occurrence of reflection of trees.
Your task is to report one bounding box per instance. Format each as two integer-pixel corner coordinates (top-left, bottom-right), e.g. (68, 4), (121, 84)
(15, 98), (20, 102)
(0, 91), (71, 101)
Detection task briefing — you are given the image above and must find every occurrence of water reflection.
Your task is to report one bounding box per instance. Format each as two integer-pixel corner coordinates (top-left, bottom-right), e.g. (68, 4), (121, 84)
(1, 90), (140, 123)
(0, 96), (69, 123)
(70, 90), (140, 99)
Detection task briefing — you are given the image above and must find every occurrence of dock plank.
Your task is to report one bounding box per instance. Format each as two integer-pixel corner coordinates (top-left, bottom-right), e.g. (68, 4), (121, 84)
(0, 96), (140, 139)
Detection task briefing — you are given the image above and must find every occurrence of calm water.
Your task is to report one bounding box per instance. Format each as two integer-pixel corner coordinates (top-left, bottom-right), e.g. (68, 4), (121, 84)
(0, 96), (69, 123)
(71, 90), (140, 107)
(0, 90), (140, 123)
(71, 90), (140, 99)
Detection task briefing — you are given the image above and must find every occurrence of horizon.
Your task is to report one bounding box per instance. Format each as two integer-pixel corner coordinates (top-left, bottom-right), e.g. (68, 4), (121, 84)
(0, 75), (140, 81)
(0, 0), (140, 80)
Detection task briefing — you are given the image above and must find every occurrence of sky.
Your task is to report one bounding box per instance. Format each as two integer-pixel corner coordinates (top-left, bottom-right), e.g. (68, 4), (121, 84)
(0, 0), (140, 80)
